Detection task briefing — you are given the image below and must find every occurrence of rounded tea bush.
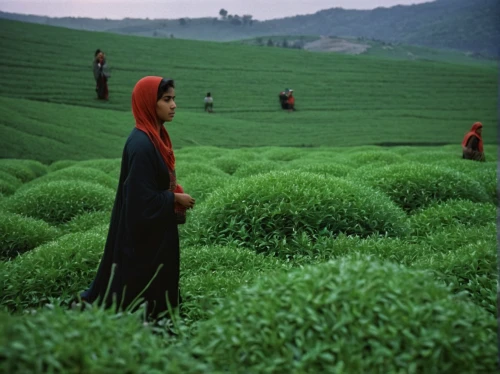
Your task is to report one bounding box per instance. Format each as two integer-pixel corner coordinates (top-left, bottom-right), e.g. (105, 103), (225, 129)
(18, 166), (118, 192)
(0, 173), (21, 196)
(180, 245), (289, 322)
(179, 173), (232, 203)
(233, 160), (284, 178)
(409, 199), (495, 237)
(210, 156), (245, 175)
(0, 212), (60, 260)
(176, 162), (228, 178)
(61, 210), (111, 234)
(413, 239), (497, 315)
(285, 162), (351, 178)
(350, 162), (490, 212)
(189, 171), (410, 254)
(0, 225), (108, 311)
(3, 180), (115, 225)
(0, 306), (210, 374)
(76, 158), (122, 174)
(48, 160), (78, 172)
(262, 148), (304, 162)
(190, 257), (497, 373)
(0, 162), (36, 183)
(347, 150), (405, 167)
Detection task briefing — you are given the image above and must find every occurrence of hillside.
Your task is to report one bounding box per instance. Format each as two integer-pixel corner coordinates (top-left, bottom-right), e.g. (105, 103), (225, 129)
(0, 19), (497, 163)
(1, 0), (499, 57)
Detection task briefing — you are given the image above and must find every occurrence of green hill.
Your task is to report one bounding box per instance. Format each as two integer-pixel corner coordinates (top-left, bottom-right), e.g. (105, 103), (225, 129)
(1, 0), (499, 57)
(0, 19), (497, 163)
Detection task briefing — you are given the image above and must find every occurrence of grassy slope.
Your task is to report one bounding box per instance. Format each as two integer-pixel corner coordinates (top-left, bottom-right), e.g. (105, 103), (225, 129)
(0, 19), (497, 162)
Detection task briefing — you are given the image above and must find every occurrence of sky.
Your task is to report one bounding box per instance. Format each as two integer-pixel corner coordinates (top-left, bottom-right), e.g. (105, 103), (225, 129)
(0, 0), (434, 21)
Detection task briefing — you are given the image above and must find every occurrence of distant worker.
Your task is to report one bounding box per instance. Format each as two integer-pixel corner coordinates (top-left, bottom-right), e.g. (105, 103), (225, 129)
(287, 90), (296, 112)
(204, 92), (214, 113)
(462, 122), (485, 161)
(279, 89), (289, 109)
(93, 49), (110, 100)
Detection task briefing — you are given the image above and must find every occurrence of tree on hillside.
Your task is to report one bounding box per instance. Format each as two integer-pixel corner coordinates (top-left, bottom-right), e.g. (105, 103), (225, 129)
(256, 37), (263, 46)
(231, 15), (242, 25)
(242, 15), (253, 25)
(282, 38), (289, 48)
(267, 39), (274, 47)
(219, 9), (228, 19)
(179, 18), (187, 26)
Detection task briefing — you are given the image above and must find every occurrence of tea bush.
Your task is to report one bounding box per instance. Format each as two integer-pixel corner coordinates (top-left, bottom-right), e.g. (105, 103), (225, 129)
(189, 171), (410, 254)
(48, 160), (78, 172)
(180, 245), (288, 322)
(210, 156), (245, 175)
(409, 199), (495, 237)
(18, 166), (118, 191)
(0, 306), (210, 374)
(178, 173), (232, 203)
(350, 163), (490, 212)
(285, 163), (351, 178)
(0, 225), (107, 311)
(0, 162), (37, 183)
(76, 158), (122, 174)
(190, 257), (497, 373)
(0, 170), (21, 195)
(3, 180), (115, 224)
(176, 162), (228, 178)
(347, 150), (405, 166)
(61, 210), (111, 234)
(413, 239), (497, 315)
(262, 148), (304, 162)
(233, 160), (283, 178)
(0, 212), (60, 260)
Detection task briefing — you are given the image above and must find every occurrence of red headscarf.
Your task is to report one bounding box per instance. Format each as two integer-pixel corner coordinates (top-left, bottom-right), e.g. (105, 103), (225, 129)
(461, 122), (483, 153)
(131, 76), (185, 205)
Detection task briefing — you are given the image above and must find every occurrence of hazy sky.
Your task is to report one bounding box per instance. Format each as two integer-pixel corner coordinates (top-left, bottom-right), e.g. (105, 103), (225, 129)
(0, 0), (434, 21)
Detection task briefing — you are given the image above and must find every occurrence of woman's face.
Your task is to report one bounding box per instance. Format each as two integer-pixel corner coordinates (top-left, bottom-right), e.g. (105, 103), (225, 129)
(476, 127), (482, 135)
(156, 87), (176, 123)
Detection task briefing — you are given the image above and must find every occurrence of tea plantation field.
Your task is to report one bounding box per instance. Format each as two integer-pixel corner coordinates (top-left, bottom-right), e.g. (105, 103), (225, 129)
(0, 19), (498, 164)
(0, 145), (498, 373)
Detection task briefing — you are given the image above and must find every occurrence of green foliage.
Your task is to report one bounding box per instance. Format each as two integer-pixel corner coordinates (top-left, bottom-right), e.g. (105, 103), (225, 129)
(285, 162), (351, 178)
(0, 306), (210, 374)
(0, 162), (37, 183)
(180, 245), (288, 322)
(210, 156), (245, 175)
(48, 160), (78, 172)
(19, 166), (118, 191)
(3, 180), (114, 225)
(178, 174), (232, 203)
(176, 162), (228, 178)
(188, 171), (410, 254)
(0, 170), (22, 195)
(350, 162), (490, 212)
(413, 239), (497, 315)
(232, 160), (284, 178)
(409, 199), (495, 237)
(61, 210), (111, 234)
(190, 257), (498, 373)
(76, 158), (122, 174)
(0, 225), (108, 311)
(0, 212), (60, 260)
(347, 150), (405, 166)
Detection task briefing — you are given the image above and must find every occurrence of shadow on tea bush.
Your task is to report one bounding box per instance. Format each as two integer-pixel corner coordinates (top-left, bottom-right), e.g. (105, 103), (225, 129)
(61, 210), (111, 234)
(0, 162), (37, 183)
(284, 162), (351, 178)
(190, 256), (497, 373)
(180, 245), (289, 322)
(178, 174), (232, 204)
(18, 166), (118, 192)
(0, 306), (210, 374)
(187, 171), (410, 254)
(413, 239), (497, 315)
(0, 212), (61, 260)
(347, 150), (404, 167)
(349, 163), (490, 212)
(0, 174), (21, 196)
(233, 160), (284, 178)
(176, 162), (228, 178)
(409, 199), (496, 237)
(262, 148), (304, 162)
(4, 180), (115, 225)
(0, 225), (108, 311)
(210, 156), (245, 175)
(48, 160), (78, 172)
(76, 158), (122, 174)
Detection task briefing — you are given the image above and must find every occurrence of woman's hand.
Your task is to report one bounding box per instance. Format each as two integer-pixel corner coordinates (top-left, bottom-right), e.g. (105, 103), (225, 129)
(174, 193), (195, 209)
